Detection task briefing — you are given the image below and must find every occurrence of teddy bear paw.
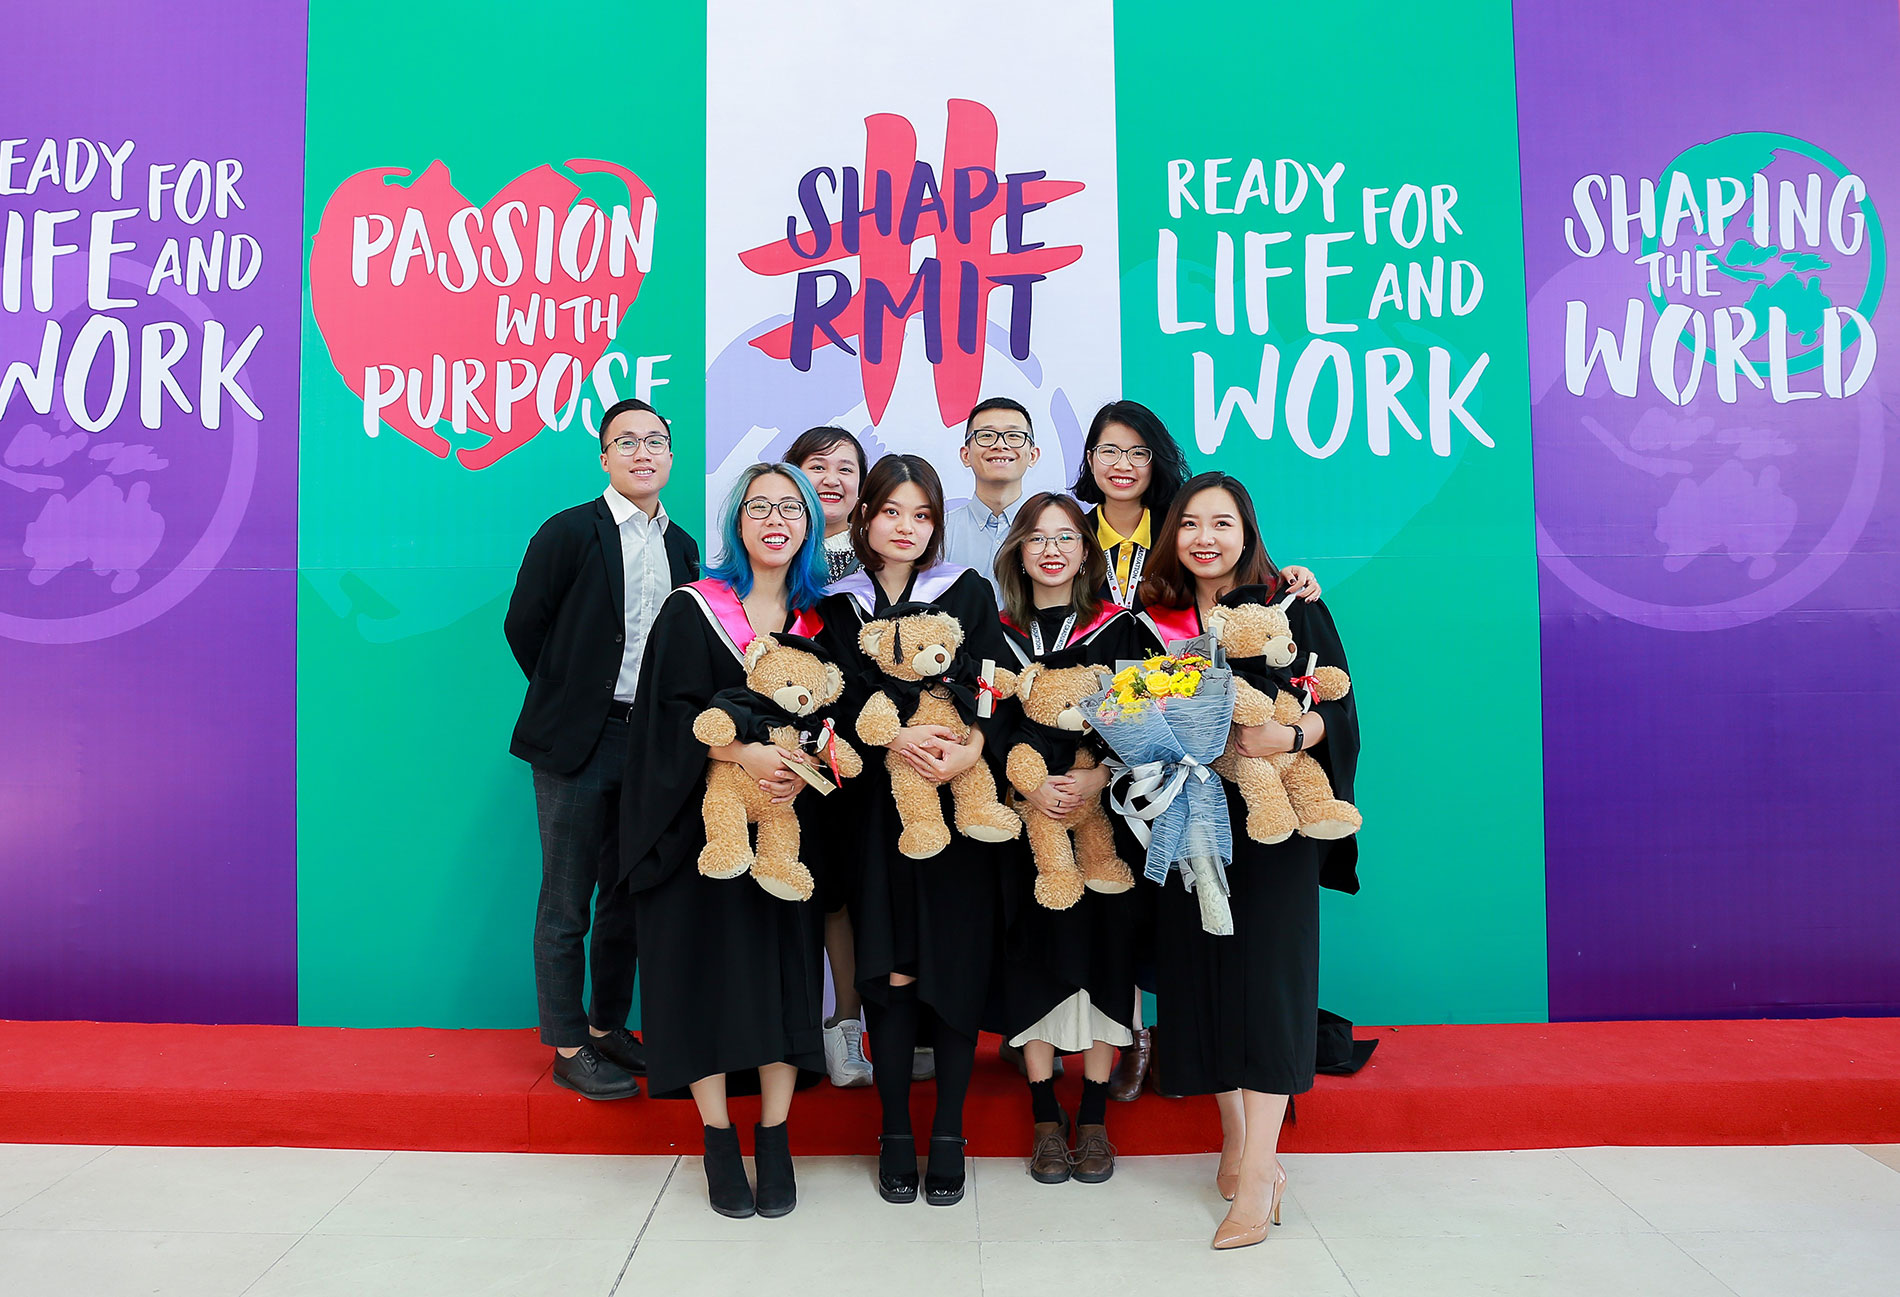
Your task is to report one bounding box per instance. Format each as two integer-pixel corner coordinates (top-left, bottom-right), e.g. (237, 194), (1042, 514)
(958, 804), (1023, 843)
(1244, 812), (1298, 846)
(752, 859), (816, 902)
(1034, 870), (1086, 911)
(1083, 857), (1135, 894)
(1297, 802), (1363, 840)
(898, 823), (953, 859)
(698, 842), (754, 880)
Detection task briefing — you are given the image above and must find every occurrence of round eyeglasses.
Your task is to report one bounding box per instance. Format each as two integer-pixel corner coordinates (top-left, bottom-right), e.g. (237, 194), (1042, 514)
(1089, 443), (1152, 467)
(742, 497), (809, 521)
(609, 434), (672, 456)
(1024, 531), (1081, 553)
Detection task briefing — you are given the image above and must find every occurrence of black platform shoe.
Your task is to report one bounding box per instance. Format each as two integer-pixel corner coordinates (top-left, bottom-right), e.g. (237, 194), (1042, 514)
(877, 1134), (919, 1204)
(702, 1124), (756, 1219)
(753, 1121), (796, 1218)
(924, 1134), (967, 1207)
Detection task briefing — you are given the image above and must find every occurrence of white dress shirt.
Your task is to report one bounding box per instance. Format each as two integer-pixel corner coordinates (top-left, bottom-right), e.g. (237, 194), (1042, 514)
(603, 487), (671, 702)
(942, 494), (1024, 606)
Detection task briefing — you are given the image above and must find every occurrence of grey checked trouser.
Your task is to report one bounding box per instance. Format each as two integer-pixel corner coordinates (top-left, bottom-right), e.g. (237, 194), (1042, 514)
(531, 716), (638, 1047)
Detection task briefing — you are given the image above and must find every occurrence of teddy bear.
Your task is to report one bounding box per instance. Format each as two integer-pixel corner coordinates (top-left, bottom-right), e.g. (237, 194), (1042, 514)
(854, 608), (1021, 858)
(1203, 598), (1361, 844)
(1004, 662), (1136, 910)
(691, 632), (866, 900)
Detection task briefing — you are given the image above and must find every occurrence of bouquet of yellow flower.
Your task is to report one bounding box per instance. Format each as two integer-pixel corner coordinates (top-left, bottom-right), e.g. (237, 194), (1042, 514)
(1105, 652), (1214, 714)
(1085, 635), (1238, 935)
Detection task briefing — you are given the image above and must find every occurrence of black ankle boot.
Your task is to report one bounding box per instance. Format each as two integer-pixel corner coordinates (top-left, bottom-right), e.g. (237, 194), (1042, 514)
(753, 1121), (796, 1218)
(877, 1134), (919, 1204)
(924, 1134), (967, 1206)
(702, 1124), (755, 1219)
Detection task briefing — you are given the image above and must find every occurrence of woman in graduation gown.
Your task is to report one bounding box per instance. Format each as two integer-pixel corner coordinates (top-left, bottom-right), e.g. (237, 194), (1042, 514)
(987, 491), (1153, 1185)
(1069, 400), (1322, 1101)
(814, 453), (1013, 1208)
(1133, 470), (1361, 1252)
(620, 462), (836, 1221)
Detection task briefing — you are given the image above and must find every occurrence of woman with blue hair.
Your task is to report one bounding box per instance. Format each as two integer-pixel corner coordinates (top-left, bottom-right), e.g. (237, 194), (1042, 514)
(619, 462), (836, 1221)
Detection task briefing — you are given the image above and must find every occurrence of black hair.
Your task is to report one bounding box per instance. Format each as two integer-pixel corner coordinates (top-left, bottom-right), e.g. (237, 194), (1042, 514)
(965, 396), (1034, 441)
(1069, 399), (1189, 516)
(784, 425), (868, 478)
(597, 397), (669, 451)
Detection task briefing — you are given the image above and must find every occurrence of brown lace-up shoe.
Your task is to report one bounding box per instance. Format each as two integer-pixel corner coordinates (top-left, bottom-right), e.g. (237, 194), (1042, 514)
(1029, 1115), (1071, 1184)
(1071, 1124), (1116, 1184)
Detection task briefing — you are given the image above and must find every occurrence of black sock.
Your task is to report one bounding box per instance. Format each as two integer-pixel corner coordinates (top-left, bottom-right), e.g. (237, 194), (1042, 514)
(929, 1016), (977, 1139)
(1027, 1077), (1060, 1125)
(864, 984), (919, 1138)
(1078, 1078), (1110, 1128)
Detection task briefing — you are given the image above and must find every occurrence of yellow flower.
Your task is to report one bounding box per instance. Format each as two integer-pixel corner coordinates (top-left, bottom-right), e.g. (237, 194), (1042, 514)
(1175, 672), (1201, 698)
(1116, 687), (1139, 709)
(1113, 666), (1139, 688)
(1144, 670), (1174, 695)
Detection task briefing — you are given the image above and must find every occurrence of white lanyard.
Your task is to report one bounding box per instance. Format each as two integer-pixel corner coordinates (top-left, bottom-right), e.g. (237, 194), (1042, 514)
(1106, 542), (1147, 608)
(1029, 610), (1079, 657)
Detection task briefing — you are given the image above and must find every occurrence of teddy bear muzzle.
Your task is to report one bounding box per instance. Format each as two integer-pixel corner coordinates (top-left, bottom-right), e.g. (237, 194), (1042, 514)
(772, 684), (816, 713)
(910, 645), (952, 676)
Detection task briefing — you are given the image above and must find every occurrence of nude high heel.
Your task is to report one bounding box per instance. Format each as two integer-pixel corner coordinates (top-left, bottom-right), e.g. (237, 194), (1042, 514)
(1212, 1167), (1285, 1251)
(1216, 1170), (1239, 1201)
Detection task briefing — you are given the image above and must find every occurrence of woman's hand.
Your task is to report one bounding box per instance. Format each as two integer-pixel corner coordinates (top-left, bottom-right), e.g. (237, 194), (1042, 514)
(891, 723), (959, 771)
(1023, 764), (1109, 818)
(1231, 712), (1326, 760)
(911, 727), (985, 785)
(714, 741), (807, 805)
(1280, 564), (1323, 601)
(1020, 781), (1069, 819)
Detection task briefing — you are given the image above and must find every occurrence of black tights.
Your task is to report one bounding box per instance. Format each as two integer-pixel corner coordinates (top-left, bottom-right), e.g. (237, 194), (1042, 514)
(864, 983), (977, 1139)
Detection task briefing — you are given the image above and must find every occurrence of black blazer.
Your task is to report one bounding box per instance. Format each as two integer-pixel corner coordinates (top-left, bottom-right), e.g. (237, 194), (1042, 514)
(505, 496), (700, 774)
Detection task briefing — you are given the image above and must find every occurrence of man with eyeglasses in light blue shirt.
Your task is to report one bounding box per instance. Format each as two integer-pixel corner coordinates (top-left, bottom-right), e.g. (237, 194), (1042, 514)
(943, 396), (1040, 606)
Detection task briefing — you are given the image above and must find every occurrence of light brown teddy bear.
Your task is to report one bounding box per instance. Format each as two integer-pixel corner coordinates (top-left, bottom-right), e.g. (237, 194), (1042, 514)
(1204, 599), (1362, 844)
(1005, 662), (1136, 910)
(855, 609), (1021, 859)
(692, 633), (865, 900)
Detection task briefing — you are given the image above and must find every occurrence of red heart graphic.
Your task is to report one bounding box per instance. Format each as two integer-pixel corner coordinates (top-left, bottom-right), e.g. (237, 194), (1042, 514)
(310, 159), (652, 470)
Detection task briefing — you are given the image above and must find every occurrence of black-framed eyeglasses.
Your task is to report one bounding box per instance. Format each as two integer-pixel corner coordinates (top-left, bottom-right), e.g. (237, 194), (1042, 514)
(1089, 443), (1152, 467)
(968, 428), (1034, 449)
(1024, 531), (1081, 553)
(609, 434), (672, 456)
(741, 497), (809, 521)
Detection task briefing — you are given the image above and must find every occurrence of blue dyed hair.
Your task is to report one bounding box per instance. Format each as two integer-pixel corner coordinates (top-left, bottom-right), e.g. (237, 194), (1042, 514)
(705, 462), (830, 610)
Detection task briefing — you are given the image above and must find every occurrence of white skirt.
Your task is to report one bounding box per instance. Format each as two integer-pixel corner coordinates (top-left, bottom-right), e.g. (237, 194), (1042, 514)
(1007, 990), (1134, 1053)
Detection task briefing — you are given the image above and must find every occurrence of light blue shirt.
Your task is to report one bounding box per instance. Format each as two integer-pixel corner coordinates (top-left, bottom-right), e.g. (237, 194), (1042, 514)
(942, 495), (1024, 606)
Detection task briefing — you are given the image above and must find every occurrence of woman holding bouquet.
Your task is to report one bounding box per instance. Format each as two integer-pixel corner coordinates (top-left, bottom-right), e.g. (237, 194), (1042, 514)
(1135, 471), (1361, 1251)
(619, 463), (836, 1221)
(815, 454), (1014, 1208)
(989, 492), (1151, 1184)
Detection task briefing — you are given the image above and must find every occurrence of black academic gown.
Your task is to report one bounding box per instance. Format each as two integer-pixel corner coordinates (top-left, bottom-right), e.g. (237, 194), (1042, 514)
(814, 564), (1014, 1042)
(991, 604), (1154, 1045)
(1135, 588), (1361, 1096)
(618, 586), (827, 1100)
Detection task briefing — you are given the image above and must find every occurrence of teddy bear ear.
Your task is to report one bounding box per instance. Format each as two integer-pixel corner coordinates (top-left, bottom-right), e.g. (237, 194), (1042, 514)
(743, 636), (775, 670)
(823, 663), (844, 700)
(1017, 662), (1040, 701)
(858, 620), (887, 658)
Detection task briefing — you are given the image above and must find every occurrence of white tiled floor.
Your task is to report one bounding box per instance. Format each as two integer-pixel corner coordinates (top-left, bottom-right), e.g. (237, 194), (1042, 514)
(1, 1142), (1896, 1296)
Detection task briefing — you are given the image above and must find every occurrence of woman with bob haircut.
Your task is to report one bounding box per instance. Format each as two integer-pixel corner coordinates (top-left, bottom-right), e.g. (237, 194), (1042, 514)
(619, 461), (835, 1221)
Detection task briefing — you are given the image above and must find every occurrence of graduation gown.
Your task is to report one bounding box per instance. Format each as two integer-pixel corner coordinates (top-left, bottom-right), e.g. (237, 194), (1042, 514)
(1135, 589), (1361, 1096)
(618, 580), (829, 1100)
(1083, 503), (1152, 613)
(815, 564), (1014, 1041)
(991, 603), (1153, 1045)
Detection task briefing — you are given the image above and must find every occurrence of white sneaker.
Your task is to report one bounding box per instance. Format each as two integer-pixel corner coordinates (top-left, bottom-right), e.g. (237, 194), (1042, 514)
(824, 1018), (873, 1088)
(912, 1046), (936, 1081)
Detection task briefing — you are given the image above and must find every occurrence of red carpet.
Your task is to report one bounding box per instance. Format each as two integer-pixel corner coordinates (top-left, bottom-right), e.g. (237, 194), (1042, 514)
(4, 1018), (1896, 1155)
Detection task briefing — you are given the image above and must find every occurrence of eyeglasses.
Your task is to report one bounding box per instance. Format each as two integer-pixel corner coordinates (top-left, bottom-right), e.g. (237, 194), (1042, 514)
(968, 428), (1033, 449)
(609, 434), (672, 456)
(1024, 531), (1081, 553)
(1089, 443), (1152, 467)
(741, 497), (809, 522)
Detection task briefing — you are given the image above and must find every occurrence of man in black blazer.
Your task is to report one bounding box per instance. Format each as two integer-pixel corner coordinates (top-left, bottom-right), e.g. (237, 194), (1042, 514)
(505, 397), (700, 1098)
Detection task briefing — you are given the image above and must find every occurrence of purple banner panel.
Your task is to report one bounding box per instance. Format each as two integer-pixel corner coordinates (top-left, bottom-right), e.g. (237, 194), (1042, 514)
(1517, 0), (1900, 1019)
(0, 3), (304, 1022)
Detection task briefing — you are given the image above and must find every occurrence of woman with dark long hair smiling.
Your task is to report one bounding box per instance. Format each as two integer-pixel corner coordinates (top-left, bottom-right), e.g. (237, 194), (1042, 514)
(1134, 470), (1362, 1252)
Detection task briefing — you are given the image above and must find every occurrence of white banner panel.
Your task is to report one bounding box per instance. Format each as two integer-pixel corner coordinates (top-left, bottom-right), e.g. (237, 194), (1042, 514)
(704, 0), (1122, 521)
